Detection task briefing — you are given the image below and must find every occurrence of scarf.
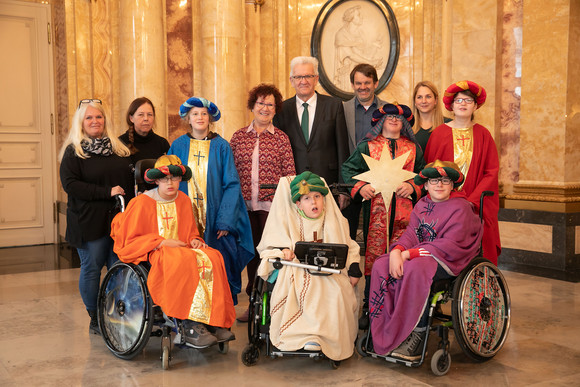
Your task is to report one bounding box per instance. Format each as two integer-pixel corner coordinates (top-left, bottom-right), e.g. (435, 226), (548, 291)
(81, 137), (113, 156)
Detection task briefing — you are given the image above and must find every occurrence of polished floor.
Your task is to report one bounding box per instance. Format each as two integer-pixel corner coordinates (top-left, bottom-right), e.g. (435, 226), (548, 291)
(0, 247), (579, 386)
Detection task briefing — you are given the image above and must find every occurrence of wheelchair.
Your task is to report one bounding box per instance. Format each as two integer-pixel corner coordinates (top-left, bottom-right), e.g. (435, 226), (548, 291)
(97, 159), (231, 369)
(241, 244), (350, 369)
(97, 262), (231, 369)
(355, 191), (511, 376)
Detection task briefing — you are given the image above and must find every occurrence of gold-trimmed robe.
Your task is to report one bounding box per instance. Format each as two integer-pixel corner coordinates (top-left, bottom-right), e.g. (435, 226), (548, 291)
(111, 190), (235, 327)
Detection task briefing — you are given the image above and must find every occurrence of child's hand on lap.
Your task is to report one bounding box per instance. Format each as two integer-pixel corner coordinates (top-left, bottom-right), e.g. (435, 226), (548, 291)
(282, 248), (295, 261)
(389, 249), (405, 279)
(190, 239), (207, 249)
(158, 239), (187, 249)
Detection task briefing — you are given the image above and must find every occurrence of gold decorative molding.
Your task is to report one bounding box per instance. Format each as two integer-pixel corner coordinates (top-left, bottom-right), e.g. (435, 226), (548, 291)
(507, 180), (580, 203)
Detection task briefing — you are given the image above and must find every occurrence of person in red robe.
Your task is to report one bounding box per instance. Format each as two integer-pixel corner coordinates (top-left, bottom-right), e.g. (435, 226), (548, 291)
(342, 103), (425, 329)
(425, 80), (500, 265)
(111, 155), (236, 348)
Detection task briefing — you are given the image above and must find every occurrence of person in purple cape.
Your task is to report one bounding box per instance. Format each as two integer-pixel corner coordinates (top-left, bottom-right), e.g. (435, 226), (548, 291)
(369, 160), (483, 361)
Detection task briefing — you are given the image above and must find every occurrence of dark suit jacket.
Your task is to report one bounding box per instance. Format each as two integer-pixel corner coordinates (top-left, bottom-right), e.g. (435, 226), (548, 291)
(273, 92), (349, 185)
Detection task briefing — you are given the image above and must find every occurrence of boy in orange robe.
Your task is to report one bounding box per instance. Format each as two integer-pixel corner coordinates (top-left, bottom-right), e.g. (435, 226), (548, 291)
(111, 155), (235, 348)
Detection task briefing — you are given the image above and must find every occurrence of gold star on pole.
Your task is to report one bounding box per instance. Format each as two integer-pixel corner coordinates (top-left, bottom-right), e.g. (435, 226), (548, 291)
(353, 149), (417, 212)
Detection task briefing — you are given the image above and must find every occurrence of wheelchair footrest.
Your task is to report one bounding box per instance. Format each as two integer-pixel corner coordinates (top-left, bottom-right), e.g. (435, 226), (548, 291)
(270, 349), (325, 359)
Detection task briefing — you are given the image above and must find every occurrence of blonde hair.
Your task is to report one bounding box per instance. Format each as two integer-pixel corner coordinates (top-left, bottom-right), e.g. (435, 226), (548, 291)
(412, 81), (445, 134)
(59, 101), (131, 160)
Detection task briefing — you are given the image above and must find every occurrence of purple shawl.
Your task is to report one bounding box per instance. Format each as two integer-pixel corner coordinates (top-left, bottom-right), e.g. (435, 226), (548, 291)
(394, 194), (483, 276)
(369, 194), (483, 355)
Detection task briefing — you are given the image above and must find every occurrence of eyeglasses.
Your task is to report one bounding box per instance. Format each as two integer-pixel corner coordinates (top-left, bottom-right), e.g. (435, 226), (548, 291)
(453, 98), (474, 104)
(157, 175), (182, 183)
(385, 114), (403, 121)
(428, 177), (452, 185)
(255, 101), (275, 109)
(78, 99), (102, 108)
(291, 75), (317, 81)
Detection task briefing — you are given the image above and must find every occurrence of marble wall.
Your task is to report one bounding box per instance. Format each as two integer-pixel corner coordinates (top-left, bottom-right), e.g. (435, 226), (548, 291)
(36, 0), (580, 277)
(519, 0), (568, 183)
(51, 0), (503, 151)
(47, 0), (578, 195)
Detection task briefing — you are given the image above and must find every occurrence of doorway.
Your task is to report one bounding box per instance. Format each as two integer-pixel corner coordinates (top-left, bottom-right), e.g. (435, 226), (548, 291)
(0, 0), (56, 247)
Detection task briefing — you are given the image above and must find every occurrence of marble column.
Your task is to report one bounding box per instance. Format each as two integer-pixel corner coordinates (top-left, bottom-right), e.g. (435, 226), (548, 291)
(517, 0), (579, 200)
(199, 0), (245, 140)
(166, 0), (193, 142)
(119, 0), (167, 138)
(244, 2), (260, 124)
(500, 0), (580, 280)
(497, 0), (523, 195)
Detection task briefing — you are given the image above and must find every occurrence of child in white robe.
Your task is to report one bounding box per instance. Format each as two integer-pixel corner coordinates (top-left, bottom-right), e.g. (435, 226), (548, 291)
(257, 172), (362, 361)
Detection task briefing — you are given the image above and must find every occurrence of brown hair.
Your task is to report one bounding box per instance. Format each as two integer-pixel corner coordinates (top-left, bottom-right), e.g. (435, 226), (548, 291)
(247, 84), (283, 113)
(453, 90), (477, 120)
(350, 63), (378, 84)
(125, 97), (156, 154)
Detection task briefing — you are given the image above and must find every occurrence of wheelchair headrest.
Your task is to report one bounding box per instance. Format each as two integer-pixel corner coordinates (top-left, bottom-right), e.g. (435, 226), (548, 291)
(135, 159), (156, 184)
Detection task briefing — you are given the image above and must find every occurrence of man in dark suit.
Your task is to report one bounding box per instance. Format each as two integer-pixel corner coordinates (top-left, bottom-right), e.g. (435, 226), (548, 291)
(273, 56), (350, 209)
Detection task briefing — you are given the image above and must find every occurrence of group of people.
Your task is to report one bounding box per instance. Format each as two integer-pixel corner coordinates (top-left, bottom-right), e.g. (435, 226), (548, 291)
(59, 55), (500, 363)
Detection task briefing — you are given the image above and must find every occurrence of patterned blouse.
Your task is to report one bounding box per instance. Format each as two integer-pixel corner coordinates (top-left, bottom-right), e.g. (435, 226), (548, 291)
(230, 122), (296, 205)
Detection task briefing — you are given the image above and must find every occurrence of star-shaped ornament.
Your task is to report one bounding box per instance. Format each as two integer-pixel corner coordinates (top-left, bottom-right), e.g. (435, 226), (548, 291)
(353, 149), (417, 212)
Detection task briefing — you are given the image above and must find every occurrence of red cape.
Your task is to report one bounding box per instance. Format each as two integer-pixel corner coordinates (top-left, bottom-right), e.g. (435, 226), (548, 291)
(425, 123), (501, 264)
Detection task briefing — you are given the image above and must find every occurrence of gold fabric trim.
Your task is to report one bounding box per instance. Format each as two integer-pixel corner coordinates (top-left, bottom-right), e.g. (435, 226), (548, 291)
(156, 201), (179, 240)
(187, 139), (210, 234)
(452, 127), (474, 189)
(188, 249), (213, 323)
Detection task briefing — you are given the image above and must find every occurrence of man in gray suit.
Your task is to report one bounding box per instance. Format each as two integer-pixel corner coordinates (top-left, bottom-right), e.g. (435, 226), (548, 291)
(343, 63), (386, 154)
(342, 63), (386, 239)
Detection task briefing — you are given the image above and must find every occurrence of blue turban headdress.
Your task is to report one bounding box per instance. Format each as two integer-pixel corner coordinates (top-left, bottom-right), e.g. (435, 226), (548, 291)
(179, 96), (221, 122)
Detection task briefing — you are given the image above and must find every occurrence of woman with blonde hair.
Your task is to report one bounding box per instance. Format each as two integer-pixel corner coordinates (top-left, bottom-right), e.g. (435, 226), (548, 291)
(411, 81), (448, 151)
(59, 99), (135, 335)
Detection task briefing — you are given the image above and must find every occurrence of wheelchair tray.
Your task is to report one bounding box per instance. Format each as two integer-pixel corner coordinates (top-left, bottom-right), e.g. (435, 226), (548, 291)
(294, 242), (348, 270)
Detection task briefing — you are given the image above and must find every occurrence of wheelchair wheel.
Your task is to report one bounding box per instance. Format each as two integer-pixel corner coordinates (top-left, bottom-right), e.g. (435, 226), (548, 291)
(247, 276), (262, 343)
(218, 341), (229, 354)
(161, 345), (169, 370)
(241, 344), (260, 366)
(356, 334), (369, 357)
(247, 276), (269, 349)
(452, 257), (510, 362)
(97, 262), (154, 360)
(431, 349), (451, 376)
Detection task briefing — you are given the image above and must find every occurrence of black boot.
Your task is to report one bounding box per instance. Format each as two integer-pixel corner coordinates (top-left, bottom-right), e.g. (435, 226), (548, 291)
(88, 310), (101, 335)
